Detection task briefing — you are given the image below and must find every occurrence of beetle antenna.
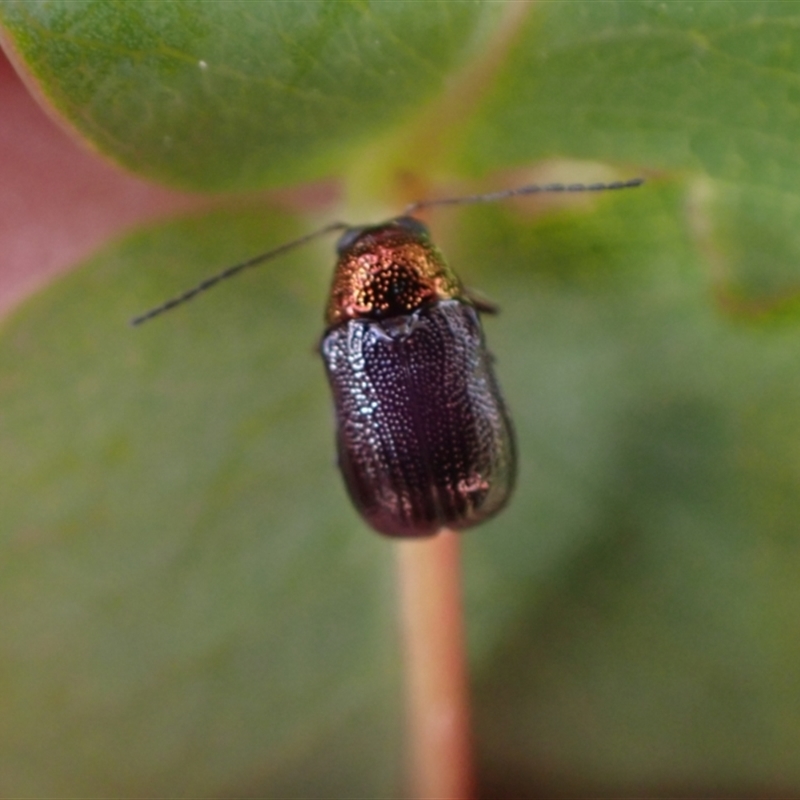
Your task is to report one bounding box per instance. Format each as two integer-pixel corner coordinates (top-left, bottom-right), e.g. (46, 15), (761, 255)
(403, 177), (644, 215)
(132, 178), (644, 326)
(130, 220), (350, 326)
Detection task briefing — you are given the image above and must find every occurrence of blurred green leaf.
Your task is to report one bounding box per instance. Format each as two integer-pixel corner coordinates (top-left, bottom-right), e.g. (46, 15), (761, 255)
(3, 0), (800, 797)
(456, 180), (800, 793)
(459, 1), (800, 188)
(0, 0), (504, 190)
(0, 209), (403, 797)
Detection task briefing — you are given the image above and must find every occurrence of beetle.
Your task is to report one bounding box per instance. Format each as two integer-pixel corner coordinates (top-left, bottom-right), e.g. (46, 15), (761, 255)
(132, 177), (643, 536)
(320, 215), (515, 536)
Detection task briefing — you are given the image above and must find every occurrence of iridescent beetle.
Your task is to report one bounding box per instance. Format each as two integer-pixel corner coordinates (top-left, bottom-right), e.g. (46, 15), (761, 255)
(132, 177), (643, 537)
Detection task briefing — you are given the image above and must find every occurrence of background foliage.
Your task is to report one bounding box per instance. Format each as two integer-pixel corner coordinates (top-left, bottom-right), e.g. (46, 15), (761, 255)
(1, 1), (800, 796)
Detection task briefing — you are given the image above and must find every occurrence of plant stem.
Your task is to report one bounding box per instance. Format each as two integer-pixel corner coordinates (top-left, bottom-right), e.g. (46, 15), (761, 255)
(396, 528), (475, 800)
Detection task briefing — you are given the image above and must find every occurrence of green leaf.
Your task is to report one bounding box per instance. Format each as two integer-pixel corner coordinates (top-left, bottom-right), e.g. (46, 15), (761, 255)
(458, 181), (800, 792)
(459, 1), (800, 188)
(703, 181), (800, 316)
(6, 178), (800, 797)
(0, 0), (505, 190)
(0, 209), (403, 797)
(4, 0), (800, 796)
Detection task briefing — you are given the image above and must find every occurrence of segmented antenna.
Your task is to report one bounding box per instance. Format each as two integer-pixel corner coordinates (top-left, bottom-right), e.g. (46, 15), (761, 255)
(404, 177), (644, 214)
(131, 177), (644, 326)
(130, 221), (349, 326)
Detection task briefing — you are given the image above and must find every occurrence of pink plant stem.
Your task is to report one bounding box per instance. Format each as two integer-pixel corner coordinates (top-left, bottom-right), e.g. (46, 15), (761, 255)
(396, 528), (475, 800)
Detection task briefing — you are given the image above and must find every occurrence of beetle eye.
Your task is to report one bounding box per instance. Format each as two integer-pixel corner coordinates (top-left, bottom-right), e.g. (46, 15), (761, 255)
(392, 216), (430, 238)
(336, 226), (368, 256)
